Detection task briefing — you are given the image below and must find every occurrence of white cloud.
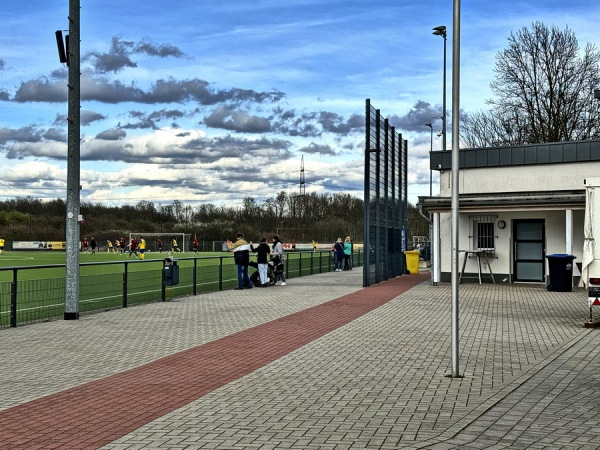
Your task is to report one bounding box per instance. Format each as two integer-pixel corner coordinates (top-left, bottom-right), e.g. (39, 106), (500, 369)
(1, 0), (599, 206)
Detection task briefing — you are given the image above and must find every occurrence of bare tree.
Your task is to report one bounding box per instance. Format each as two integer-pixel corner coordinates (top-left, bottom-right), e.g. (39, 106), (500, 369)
(462, 22), (600, 148)
(462, 109), (532, 147)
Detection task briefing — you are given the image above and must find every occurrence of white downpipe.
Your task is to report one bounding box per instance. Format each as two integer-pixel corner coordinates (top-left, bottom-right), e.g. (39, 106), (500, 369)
(433, 213), (441, 285)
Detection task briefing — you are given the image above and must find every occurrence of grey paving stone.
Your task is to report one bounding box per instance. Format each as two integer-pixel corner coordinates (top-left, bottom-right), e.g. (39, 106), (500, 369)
(5, 270), (600, 449)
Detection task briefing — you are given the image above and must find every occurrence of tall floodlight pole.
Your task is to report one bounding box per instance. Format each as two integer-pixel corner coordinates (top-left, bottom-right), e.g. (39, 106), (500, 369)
(425, 123), (433, 196)
(64, 0), (81, 320)
(450, 0), (462, 378)
(432, 25), (447, 152)
(425, 123), (434, 286)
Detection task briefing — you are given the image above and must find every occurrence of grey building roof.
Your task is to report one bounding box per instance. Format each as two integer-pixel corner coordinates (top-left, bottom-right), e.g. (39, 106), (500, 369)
(430, 139), (600, 170)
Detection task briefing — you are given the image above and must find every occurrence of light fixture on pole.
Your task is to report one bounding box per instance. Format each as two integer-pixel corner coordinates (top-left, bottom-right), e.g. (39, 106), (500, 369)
(432, 25), (447, 152)
(425, 123), (433, 197)
(64, 0), (81, 320)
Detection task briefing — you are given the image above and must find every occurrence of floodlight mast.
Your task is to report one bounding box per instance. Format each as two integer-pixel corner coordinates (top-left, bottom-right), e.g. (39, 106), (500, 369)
(64, 0), (81, 320)
(432, 25), (447, 152)
(425, 123), (433, 197)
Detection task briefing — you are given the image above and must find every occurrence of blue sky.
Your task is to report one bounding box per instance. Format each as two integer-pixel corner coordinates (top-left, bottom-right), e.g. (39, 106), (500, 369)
(1, 0), (599, 206)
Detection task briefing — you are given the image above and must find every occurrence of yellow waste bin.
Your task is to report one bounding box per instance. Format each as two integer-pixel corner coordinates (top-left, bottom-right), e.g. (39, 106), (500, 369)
(404, 250), (420, 274)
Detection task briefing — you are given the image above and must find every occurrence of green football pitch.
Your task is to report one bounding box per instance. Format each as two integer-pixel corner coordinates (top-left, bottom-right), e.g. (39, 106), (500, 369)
(0, 250), (232, 281)
(0, 250), (340, 327)
(0, 250), (239, 327)
(0, 250), (229, 266)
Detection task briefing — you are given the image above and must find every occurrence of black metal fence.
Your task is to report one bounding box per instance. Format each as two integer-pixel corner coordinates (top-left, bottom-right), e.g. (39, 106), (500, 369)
(363, 99), (408, 287)
(0, 250), (363, 329)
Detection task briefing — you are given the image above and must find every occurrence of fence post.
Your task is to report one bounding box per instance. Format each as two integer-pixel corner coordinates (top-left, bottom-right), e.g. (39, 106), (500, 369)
(123, 261), (128, 308)
(193, 257), (198, 296)
(219, 257), (223, 291)
(10, 268), (17, 327)
(310, 252), (314, 275)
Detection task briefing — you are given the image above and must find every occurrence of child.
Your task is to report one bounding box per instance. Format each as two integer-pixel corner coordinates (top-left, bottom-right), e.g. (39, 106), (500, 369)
(250, 238), (271, 287)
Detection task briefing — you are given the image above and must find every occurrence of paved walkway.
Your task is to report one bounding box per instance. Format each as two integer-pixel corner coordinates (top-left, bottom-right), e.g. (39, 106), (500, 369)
(1, 269), (599, 449)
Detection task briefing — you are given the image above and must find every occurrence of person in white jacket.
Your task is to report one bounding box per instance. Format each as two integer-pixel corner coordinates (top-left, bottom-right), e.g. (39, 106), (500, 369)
(271, 235), (287, 286)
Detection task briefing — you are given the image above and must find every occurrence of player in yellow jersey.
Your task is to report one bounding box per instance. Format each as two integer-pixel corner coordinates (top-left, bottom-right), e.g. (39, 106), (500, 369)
(138, 237), (147, 260)
(0, 237), (4, 254)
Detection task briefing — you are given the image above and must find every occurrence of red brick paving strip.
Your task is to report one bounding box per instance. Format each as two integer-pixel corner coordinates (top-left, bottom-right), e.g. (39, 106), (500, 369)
(0, 273), (428, 449)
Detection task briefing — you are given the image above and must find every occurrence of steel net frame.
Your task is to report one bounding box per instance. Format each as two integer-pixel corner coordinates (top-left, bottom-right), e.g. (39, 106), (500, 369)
(363, 99), (408, 287)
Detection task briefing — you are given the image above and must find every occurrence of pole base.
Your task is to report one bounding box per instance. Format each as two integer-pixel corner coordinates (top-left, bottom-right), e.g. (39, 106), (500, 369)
(584, 321), (600, 328)
(64, 312), (79, 320)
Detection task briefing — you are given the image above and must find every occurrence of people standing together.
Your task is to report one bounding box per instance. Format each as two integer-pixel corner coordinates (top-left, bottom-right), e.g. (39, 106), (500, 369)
(333, 236), (353, 271)
(226, 234), (289, 290)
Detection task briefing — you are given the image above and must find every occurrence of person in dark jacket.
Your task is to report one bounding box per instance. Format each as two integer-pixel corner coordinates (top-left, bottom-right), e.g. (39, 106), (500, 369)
(250, 237), (271, 287)
(334, 238), (345, 271)
(226, 233), (252, 290)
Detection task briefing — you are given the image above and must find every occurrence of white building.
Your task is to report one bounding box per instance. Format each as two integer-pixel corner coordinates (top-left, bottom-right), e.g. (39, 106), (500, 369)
(418, 140), (600, 285)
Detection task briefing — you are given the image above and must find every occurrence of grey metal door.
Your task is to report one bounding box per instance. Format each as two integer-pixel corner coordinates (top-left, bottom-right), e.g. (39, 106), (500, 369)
(513, 220), (545, 282)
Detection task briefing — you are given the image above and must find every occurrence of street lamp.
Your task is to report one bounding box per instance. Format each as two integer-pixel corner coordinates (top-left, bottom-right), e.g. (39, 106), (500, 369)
(425, 121), (435, 291)
(432, 25), (447, 152)
(425, 123), (433, 197)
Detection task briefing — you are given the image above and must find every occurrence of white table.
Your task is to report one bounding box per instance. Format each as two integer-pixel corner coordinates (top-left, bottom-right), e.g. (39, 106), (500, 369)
(459, 250), (495, 284)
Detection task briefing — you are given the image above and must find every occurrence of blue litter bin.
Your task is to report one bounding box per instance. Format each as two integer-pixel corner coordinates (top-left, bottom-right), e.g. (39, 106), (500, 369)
(545, 254), (576, 292)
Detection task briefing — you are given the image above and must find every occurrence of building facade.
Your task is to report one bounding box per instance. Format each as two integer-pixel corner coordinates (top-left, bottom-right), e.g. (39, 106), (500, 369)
(418, 140), (600, 285)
